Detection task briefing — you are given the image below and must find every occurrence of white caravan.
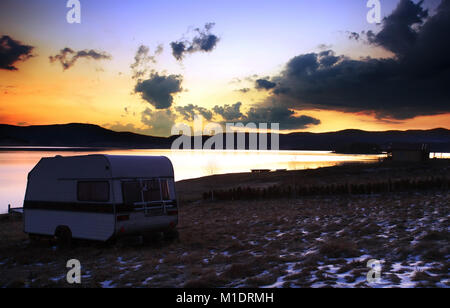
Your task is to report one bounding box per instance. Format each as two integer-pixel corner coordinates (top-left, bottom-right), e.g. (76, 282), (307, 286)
(23, 155), (178, 242)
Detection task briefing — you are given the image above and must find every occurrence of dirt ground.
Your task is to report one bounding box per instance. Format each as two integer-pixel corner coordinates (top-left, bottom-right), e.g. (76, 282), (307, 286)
(0, 189), (448, 288)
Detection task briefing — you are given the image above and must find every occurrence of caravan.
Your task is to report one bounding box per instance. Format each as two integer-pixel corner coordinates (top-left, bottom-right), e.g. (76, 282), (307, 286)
(23, 155), (178, 242)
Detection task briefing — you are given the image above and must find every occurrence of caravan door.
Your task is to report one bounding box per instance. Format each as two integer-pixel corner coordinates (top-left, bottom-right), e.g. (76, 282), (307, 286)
(118, 178), (177, 234)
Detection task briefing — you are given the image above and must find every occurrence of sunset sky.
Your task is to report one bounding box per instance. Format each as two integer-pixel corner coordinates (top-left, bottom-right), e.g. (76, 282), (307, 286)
(1, 0), (449, 136)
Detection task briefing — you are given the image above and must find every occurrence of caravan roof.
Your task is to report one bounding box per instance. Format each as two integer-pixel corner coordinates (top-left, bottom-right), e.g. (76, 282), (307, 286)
(28, 155), (174, 180)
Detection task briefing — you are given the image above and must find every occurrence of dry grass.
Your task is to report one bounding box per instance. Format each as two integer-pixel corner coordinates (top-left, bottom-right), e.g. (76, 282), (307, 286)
(177, 160), (450, 201)
(0, 163), (449, 288)
(319, 239), (360, 259)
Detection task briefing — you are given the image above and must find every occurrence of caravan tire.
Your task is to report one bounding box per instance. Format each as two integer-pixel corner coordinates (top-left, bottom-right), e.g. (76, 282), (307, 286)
(55, 226), (72, 248)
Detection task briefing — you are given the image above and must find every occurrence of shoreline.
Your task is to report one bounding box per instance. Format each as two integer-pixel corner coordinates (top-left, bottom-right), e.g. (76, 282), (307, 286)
(176, 159), (450, 202)
(0, 146), (384, 154)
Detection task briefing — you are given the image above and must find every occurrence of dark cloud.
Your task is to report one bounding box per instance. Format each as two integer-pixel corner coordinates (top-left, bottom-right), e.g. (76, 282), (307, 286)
(0, 35), (34, 70)
(367, 0), (428, 56)
(134, 73), (183, 109)
(347, 32), (361, 41)
(213, 102), (245, 121)
(255, 79), (277, 91)
(170, 42), (187, 62)
(245, 106), (321, 130)
(237, 88), (251, 93)
(130, 44), (163, 79)
(176, 104), (213, 121)
(171, 23), (220, 61)
(49, 48), (111, 70)
(264, 0), (450, 120)
(212, 102), (320, 130)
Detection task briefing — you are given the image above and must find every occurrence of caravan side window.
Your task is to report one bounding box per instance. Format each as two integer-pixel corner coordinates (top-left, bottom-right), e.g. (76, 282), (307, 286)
(77, 181), (110, 202)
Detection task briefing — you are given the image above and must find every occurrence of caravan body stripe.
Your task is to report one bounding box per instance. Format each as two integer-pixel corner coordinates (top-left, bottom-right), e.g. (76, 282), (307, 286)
(24, 201), (177, 214)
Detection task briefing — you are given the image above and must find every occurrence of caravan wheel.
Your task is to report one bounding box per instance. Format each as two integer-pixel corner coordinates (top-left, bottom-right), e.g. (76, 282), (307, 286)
(55, 226), (72, 248)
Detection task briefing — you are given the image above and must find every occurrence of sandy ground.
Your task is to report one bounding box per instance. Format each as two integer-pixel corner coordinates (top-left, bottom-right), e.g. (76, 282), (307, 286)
(0, 189), (448, 288)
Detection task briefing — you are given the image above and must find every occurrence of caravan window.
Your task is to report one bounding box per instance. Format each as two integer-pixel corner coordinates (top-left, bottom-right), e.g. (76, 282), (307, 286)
(161, 179), (170, 200)
(122, 179), (168, 204)
(142, 180), (161, 202)
(77, 181), (110, 202)
(122, 181), (141, 205)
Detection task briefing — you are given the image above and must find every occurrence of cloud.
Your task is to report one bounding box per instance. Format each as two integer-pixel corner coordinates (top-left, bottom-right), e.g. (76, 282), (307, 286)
(170, 22), (220, 61)
(213, 102), (245, 121)
(170, 41), (187, 62)
(130, 44), (163, 79)
(134, 72), (183, 109)
(212, 102), (320, 130)
(366, 0), (428, 56)
(262, 0), (450, 120)
(140, 108), (177, 136)
(175, 104), (213, 121)
(105, 108), (177, 137)
(49, 47), (112, 70)
(255, 79), (277, 90)
(0, 35), (34, 70)
(244, 106), (321, 130)
(237, 88), (251, 93)
(317, 43), (333, 51)
(347, 32), (361, 41)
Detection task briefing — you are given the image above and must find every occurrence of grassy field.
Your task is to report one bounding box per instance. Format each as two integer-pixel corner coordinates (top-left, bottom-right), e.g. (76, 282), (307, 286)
(177, 160), (450, 201)
(0, 161), (449, 288)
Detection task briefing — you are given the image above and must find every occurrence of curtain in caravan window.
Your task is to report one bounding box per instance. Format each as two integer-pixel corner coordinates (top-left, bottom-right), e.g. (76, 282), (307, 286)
(161, 179), (170, 200)
(142, 180), (161, 202)
(122, 181), (141, 205)
(77, 181), (110, 202)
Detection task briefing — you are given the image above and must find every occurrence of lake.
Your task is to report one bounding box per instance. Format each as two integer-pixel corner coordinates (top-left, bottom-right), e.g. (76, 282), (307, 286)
(0, 148), (387, 213)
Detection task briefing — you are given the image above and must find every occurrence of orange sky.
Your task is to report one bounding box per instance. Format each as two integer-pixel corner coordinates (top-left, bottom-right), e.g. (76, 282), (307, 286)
(2, 72), (450, 134)
(1, 0), (449, 136)
(2, 58), (449, 134)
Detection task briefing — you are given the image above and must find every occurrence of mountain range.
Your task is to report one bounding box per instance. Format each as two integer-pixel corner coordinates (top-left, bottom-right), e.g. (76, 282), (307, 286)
(1, 123), (449, 153)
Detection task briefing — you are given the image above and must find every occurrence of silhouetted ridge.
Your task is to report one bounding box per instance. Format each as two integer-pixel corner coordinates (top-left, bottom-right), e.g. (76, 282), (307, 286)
(0, 123), (449, 152)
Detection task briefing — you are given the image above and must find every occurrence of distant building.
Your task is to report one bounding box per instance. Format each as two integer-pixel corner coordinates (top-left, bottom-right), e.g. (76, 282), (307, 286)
(251, 169), (271, 173)
(388, 143), (430, 162)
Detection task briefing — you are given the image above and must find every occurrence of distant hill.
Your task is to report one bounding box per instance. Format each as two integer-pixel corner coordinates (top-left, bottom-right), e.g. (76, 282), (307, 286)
(1, 123), (449, 153)
(280, 128), (450, 152)
(0, 123), (174, 148)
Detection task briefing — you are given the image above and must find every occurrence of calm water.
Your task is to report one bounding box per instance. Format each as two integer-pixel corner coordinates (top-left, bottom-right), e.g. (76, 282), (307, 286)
(0, 148), (386, 213)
